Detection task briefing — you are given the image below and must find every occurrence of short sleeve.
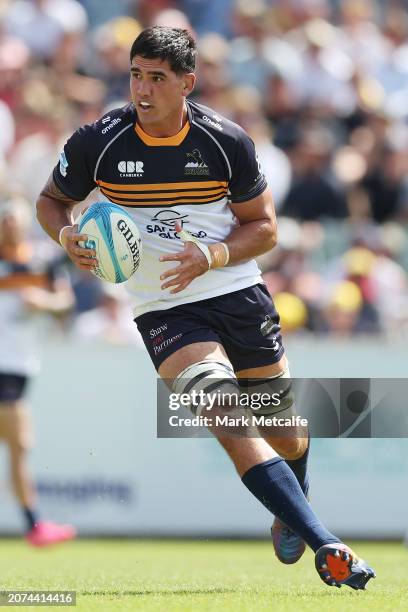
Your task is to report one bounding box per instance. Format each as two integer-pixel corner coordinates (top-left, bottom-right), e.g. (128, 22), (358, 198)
(228, 129), (267, 203)
(53, 126), (96, 201)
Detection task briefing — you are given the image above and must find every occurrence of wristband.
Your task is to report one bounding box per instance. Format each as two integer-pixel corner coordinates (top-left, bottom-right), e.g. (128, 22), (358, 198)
(177, 228), (212, 269)
(209, 243), (229, 268)
(219, 242), (230, 265)
(59, 225), (71, 248)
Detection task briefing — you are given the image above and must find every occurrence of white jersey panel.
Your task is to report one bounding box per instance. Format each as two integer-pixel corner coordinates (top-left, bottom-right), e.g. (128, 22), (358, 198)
(123, 197), (263, 317)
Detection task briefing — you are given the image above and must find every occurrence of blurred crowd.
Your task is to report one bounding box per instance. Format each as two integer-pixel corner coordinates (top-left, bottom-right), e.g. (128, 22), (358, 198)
(1, 0), (408, 341)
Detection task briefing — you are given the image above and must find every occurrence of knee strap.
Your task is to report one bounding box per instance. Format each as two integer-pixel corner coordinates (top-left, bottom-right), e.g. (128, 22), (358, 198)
(173, 360), (240, 415)
(240, 368), (295, 417)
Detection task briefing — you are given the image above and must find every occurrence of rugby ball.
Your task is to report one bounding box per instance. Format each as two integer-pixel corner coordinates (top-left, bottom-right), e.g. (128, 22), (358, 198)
(78, 202), (142, 283)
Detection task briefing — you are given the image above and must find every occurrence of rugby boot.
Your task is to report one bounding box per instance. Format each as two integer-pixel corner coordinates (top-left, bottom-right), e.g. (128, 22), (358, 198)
(315, 542), (376, 590)
(271, 518), (306, 564)
(26, 521), (76, 547)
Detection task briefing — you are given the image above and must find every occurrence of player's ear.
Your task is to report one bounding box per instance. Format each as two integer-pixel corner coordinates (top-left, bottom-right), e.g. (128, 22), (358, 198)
(182, 73), (196, 96)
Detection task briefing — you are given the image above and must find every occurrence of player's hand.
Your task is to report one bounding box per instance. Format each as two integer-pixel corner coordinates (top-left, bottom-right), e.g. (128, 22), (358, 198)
(60, 225), (98, 271)
(159, 222), (209, 293)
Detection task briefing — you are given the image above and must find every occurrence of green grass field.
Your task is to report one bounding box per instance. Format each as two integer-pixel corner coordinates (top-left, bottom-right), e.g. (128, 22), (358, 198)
(0, 540), (406, 611)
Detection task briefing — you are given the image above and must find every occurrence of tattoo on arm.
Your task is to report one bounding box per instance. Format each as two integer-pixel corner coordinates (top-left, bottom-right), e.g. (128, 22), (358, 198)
(40, 174), (79, 207)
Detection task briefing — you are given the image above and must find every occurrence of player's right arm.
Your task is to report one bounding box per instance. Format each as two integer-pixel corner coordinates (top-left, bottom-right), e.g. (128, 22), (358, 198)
(36, 175), (97, 270)
(36, 126), (99, 270)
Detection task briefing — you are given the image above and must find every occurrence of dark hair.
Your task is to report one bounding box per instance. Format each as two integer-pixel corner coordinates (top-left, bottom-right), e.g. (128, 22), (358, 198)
(130, 26), (197, 74)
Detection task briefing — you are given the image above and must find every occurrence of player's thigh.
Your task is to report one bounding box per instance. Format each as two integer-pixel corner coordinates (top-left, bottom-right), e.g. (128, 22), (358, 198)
(235, 355), (288, 379)
(135, 302), (232, 378)
(209, 284), (286, 372)
(159, 341), (230, 380)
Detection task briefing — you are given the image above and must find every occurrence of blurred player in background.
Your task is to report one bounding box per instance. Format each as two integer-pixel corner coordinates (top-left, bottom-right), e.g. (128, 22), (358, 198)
(0, 194), (76, 546)
(36, 27), (375, 587)
(72, 283), (145, 346)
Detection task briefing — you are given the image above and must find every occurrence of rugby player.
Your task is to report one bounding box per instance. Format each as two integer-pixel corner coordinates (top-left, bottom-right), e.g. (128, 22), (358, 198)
(36, 27), (375, 588)
(0, 196), (76, 546)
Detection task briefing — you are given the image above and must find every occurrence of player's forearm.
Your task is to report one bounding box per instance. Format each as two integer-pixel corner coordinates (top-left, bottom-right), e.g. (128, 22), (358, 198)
(209, 219), (277, 267)
(36, 196), (74, 245)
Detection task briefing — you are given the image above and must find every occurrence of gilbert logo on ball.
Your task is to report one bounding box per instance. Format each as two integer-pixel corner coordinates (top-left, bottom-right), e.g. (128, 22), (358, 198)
(78, 202), (142, 284)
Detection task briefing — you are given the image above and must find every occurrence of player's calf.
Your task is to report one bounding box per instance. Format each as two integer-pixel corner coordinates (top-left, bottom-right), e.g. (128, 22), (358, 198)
(240, 369), (310, 564)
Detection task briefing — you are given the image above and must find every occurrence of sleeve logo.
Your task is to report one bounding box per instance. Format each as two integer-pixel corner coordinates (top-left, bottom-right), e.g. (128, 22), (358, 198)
(59, 151), (69, 177)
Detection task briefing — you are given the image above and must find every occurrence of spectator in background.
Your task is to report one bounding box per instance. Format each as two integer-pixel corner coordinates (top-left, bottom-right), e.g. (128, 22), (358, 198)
(281, 122), (347, 220)
(228, 0), (275, 92)
(321, 280), (365, 337)
(0, 34), (30, 113)
(0, 0), (407, 341)
(181, 0), (234, 38)
(0, 99), (14, 181)
(3, 0), (63, 61)
(361, 123), (408, 223)
(91, 17), (141, 104)
(134, 0), (178, 28)
(232, 93), (292, 210)
(78, 0), (132, 28)
(9, 101), (74, 221)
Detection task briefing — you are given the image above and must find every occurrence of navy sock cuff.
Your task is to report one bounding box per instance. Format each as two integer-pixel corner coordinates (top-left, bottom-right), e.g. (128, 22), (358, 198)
(23, 507), (39, 531)
(242, 457), (283, 484)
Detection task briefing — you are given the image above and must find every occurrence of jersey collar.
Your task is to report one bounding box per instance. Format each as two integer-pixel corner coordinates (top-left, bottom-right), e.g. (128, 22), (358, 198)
(135, 112), (190, 146)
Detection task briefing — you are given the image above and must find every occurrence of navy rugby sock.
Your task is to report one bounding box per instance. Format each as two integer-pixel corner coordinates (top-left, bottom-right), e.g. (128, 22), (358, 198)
(286, 432), (310, 496)
(23, 507), (39, 531)
(242, 457), (339, 552)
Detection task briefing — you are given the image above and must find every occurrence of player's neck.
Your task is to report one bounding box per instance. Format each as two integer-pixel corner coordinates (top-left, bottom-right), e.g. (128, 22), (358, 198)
(137, 103), (188, 138)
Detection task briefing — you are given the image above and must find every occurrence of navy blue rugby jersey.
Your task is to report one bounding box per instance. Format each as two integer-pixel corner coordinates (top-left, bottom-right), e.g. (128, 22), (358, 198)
(53, 100), (267, 316)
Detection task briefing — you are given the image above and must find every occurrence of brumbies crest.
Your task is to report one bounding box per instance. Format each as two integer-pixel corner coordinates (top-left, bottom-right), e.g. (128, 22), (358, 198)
(184, 149), (210, 175)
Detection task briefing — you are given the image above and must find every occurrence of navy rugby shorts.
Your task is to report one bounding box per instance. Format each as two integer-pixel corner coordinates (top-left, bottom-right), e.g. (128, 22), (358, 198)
(0, 374), (28, 403)
(135, 283), (285, 372)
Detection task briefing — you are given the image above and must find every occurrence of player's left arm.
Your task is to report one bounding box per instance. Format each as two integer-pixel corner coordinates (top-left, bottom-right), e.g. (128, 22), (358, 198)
(160, 187), (277, 294)
(224, 187), (277, 261)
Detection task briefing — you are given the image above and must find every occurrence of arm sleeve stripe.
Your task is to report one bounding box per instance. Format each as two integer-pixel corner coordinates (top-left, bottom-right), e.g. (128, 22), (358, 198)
(93, 123), (134, 182)
(230, 177), (268, 204)
(192, 120), (232, 180)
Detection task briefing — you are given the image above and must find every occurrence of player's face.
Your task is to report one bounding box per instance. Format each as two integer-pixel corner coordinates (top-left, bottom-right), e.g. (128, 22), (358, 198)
(130, 56), (195, 134)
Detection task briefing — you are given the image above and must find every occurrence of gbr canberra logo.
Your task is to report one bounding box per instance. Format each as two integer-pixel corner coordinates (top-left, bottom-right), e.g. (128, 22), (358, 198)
(118, 161), (144, 178)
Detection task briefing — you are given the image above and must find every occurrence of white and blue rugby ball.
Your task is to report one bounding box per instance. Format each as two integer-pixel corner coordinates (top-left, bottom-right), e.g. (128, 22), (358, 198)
(78, 202), (142, 284)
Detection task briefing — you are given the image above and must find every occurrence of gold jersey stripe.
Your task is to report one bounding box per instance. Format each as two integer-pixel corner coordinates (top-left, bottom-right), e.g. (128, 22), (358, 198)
(104, 194), (226, 207)
(100, 187), (227, 200)
(97, 179), (228, 192)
